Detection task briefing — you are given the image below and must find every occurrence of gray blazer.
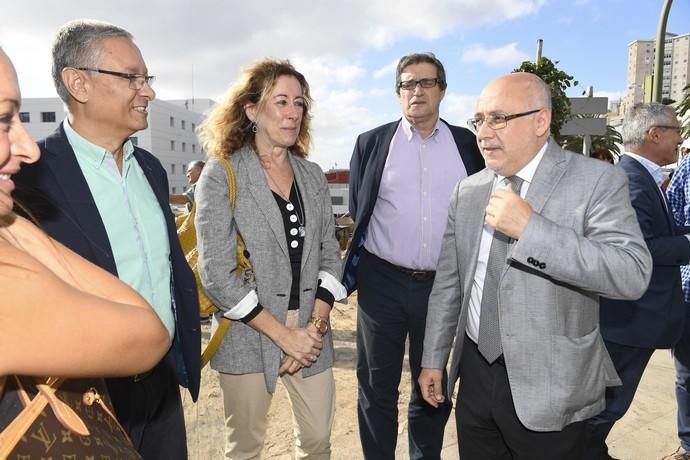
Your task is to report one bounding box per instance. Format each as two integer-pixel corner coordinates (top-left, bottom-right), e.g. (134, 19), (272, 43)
(195, 146), (343, 393)
(422, 142), (652, 431)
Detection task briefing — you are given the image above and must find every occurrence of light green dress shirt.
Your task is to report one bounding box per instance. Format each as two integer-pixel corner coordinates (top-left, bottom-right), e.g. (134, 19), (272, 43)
(64, 120), (175, 339)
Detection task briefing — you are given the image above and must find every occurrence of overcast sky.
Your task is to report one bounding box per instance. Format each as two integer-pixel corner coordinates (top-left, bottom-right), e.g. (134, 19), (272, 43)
(2, 0), (689, 169)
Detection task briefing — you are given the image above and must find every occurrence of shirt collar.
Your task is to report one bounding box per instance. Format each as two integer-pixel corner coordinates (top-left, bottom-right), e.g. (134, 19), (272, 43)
(624, 151), (665, 188)
(496, 140), (549, 186)
(400, 116), (441, 142)
(64, 119), (135, 169)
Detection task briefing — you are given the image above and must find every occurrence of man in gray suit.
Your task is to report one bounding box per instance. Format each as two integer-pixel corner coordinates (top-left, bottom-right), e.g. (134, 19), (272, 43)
(418, 72), (652, 459)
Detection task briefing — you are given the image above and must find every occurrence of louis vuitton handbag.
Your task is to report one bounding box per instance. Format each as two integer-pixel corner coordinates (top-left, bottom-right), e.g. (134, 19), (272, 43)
(175, 157), (253, 368)
(0, 375), (141, 459)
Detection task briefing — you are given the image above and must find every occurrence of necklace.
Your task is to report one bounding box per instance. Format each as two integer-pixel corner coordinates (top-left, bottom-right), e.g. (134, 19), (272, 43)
(265, 167), (306, 237)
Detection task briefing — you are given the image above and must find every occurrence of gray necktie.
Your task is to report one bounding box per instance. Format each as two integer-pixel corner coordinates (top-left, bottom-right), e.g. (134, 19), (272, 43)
(477, 175), (524, 364)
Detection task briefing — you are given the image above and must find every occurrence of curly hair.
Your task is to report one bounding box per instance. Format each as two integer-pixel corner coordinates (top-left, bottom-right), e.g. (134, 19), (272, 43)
(198, 59), (312, 159)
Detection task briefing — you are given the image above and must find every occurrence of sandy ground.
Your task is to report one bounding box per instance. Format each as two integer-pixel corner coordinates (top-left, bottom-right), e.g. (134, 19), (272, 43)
(182, 294), (682, 460)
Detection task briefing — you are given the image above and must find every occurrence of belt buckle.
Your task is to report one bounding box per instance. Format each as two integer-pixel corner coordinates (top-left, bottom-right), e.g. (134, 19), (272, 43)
(410, 270), (429, 281)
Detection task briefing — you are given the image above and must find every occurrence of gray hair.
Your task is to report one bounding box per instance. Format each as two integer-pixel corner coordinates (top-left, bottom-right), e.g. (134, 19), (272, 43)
(622, 103), (677, 148)
(186, 160), (205, 171)
(52, 19), (132, 103)
(395, 52), (447, 95)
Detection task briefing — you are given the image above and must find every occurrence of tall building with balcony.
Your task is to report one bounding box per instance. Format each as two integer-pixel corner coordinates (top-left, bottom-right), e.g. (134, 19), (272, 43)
(623, 32), (690, 112)
(19, 97), (214, 194)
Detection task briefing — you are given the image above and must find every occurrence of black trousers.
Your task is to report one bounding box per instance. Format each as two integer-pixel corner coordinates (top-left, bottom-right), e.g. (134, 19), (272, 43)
(356, 249), (452, 460)
(106, 350), (187, 460)
(457, 335), (587, 460)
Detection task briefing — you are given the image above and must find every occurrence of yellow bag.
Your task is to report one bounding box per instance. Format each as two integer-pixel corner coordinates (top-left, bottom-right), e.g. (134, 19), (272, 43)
(176, 157), (253, 368)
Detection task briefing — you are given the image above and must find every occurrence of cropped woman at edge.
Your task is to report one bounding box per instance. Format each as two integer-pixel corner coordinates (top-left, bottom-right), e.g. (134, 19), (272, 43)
(0, 47), (169, 378)
(195, 59), (346, 459)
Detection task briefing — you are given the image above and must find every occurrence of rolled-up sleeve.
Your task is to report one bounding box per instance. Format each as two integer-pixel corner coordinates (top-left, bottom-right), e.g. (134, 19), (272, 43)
(195, 158), (258, 320)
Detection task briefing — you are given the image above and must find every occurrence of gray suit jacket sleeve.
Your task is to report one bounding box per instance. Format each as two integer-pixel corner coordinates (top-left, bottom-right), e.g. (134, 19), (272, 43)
(512, 165), (651, 300)
(421, 181), (463, 369)
(195, 158), (256, 312)
(313, 164), (345, 286)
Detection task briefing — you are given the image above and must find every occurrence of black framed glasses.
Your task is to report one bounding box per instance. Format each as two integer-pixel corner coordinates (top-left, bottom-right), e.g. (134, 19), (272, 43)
(398, 77), (440, 91)
(467, 109), (542, 132)
(76, 68), (155, 90)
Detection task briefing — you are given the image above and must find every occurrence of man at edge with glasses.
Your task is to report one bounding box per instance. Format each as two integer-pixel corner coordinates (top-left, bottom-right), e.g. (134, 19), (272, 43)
(342, 52), (484, 459)
(418, 72), (652, 459)
(13, 20), (200, 459)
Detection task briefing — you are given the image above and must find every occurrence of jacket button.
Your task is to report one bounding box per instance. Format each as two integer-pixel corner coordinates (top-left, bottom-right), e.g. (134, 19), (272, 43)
(527, 257), (535, 264)
(539, 262), (546, 269)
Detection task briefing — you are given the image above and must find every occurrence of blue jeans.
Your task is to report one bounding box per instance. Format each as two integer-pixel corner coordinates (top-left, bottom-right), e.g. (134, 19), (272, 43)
(674, 312), (690, 451)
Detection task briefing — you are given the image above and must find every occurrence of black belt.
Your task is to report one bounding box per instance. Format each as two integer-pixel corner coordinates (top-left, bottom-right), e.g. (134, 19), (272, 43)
(364, 249), (436, 281)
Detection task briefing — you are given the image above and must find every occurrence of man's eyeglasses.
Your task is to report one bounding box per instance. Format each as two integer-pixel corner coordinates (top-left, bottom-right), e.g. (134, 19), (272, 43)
(398, 78), (440, 91)
(650, 125), (682, 133)
(76, 68), (155, 90)
(467, 109), (542, 132)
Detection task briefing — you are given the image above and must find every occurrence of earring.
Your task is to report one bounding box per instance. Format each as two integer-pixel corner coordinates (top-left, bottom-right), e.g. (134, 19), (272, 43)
(251, 122), (257, 133)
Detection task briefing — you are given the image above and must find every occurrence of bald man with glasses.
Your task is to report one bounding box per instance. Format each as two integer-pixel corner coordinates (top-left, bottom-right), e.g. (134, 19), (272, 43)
(342, 52), (484, 459)
(419, 73), (651, 459)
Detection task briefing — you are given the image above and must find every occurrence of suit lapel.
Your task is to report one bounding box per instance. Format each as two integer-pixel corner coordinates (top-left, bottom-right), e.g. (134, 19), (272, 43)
(132, 150), (162, 203)
(461, 170), (495, 287)
(620, 155), (674, 232)
(43, 125), (117, 274)
(523, 142), (568, 215)
(241, 148), (290, 258)
(290, 156), (319, 272)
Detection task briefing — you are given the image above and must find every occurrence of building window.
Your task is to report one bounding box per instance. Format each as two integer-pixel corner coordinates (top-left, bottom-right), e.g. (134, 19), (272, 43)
(170, 116), (175, 127)
(171, 164), (176, 174)
(192, 144), (196, 153)
(331, 196), (344, 205)
(182, 142), (186, 152)
(129, 136), (138, 146)
(170, 140), (175, 151)
(19, 112), (30, 122)
(181, 120), (186, 130)
(192, 123), (196, 132)
(41, 112), (56, 123)
(172, 187), (177, 193)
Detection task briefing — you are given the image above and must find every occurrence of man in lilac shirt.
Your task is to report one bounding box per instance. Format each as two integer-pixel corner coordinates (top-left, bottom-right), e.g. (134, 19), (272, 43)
(342, 52), (484, 459)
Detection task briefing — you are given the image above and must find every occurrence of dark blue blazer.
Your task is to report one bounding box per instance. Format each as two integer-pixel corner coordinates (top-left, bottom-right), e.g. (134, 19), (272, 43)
(342, 119), (485, 294)
(13, 123), (201, 400)
(600, 154), (690, 349)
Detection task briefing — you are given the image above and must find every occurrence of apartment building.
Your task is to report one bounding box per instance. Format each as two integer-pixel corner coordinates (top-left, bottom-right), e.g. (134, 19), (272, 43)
(623, 32), (690, 111)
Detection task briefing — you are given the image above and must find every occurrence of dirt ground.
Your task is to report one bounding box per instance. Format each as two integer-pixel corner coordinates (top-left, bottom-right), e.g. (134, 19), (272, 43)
(183, 294), (387, 460)
(182, 294), (680, 460)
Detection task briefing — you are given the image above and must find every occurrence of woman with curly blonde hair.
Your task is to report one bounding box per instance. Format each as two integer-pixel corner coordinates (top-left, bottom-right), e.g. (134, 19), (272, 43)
(195, 59), (346, 459)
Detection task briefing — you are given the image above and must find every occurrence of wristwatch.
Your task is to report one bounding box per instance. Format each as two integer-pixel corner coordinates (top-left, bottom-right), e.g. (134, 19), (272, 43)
(309, 316), (329, 336)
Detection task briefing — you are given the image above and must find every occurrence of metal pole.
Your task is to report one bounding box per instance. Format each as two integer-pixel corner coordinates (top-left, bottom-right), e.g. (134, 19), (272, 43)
(583, 86), (593, 156)
(536, 39), (543, 67)
(652, 0), (673, 102)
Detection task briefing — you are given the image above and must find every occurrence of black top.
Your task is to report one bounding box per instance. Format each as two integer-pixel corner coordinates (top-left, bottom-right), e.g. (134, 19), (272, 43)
(272, 182), (306, 310)
(240, 181), (334, 324)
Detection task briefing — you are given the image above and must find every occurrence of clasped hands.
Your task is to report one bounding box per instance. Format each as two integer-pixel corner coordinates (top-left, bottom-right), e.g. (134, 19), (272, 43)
(484, 183), (532, 239)
(277, 323), (323, 376)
